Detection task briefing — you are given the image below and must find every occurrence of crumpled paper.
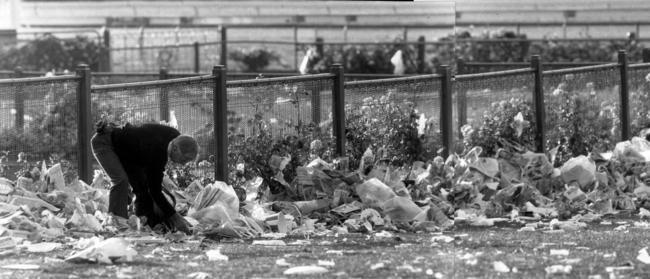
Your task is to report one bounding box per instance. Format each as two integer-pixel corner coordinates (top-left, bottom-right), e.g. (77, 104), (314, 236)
(65, 237), (137, 264)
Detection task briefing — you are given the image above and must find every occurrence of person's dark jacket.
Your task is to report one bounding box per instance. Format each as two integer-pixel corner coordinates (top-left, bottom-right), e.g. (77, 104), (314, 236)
(110, 123), (180, 219)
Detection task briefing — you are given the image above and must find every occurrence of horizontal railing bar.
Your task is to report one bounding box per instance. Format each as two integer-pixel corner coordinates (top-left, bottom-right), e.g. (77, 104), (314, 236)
(110, 43), (196, 51)
(543, 63), (620, 75)
(0, 75), (79, 85)
(227, 73), (335, 86)
(345, 74), (440, 86)
(91, 74), (213, 91)
(93, 72), (159, 76)
(629, 62), (650, 69)
(455, 68), (534, 81)
(298, 41), (452, 46)
(464, 61), (605, 66)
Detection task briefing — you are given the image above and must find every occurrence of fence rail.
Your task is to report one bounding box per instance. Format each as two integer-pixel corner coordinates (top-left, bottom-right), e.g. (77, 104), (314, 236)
(0, 50), (648, 185)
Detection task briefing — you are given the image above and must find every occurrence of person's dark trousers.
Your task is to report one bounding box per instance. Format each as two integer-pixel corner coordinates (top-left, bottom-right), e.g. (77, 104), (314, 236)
(91, 130), (131, 219)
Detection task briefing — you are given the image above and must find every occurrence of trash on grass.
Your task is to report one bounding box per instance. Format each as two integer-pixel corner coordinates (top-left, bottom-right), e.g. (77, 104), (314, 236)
(545, 265), (572, 275)
(283, 265), (328, 275)
(205, 248), (229, 261)
(65, 237), (137, 264)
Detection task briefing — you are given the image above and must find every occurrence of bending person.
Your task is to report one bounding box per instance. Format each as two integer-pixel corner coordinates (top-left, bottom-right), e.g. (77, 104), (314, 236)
(91, 121), (198, 234)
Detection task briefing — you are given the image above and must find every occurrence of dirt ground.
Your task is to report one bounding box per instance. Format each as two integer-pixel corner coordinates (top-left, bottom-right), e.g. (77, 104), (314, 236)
(2, 217), (650, 279)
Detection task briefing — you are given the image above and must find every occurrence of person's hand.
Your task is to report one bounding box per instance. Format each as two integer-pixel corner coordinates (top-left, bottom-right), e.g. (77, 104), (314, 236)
(166, 212), (192, 234)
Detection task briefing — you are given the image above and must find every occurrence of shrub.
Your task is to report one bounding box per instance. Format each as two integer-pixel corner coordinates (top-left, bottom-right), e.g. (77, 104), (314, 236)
(0, 34), (103, 71)
(544, 78), (618, 165)
(302, 41), (422, 75)
(630, 73), (650, 136)
(229, 48), (282, 72)
(343, 92), (441, 169)
(462, 97), (536, 157)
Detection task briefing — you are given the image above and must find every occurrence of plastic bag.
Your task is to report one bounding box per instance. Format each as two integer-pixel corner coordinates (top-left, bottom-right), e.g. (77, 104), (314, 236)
(560, 155), (596, 189)
(355, 178), (396, 209)
(191, 181), (239, 217)
(613, 137), (650, 163)
(390, 50), (405, 75)
(381, 196), (423, 221)
(65, 237), (137, 264)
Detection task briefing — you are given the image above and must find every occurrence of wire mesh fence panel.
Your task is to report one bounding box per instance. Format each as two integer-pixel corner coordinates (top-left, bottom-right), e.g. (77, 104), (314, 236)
(227, 41), (297, 72)
(628, 63), (650, 136)
(226, 76), (334, 179)
(91, 78), (214, 140)
(92, 77), (216, 181)
(454, 71), (535, 152)
(110, 28), (221, 48)
(542, 65), (621, 163)
(0, 77), (81, 177)
(344, 76), (441, 166)
(110, 44), (198, 73)
(198, 42), (223, 72)
(92, 73), (160, 85)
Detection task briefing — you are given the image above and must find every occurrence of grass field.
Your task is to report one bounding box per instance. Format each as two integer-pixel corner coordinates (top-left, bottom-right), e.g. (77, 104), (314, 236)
(2, 217), (650, 278)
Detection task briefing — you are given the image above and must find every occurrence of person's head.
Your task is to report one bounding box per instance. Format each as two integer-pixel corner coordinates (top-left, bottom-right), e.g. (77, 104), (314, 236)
(167, 135), (199, 165)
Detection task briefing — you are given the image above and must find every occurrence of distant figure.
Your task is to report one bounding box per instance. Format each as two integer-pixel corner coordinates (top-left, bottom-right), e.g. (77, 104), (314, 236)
(91, 121), (198, 234)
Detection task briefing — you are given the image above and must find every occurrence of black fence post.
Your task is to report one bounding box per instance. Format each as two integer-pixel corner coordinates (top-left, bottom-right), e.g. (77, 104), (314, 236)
(618, 50), (630, 141)
(213, 65), (228, 182)
(531, 55), (546, 153)
(194, 42), (200, 73)
(417, 36), (426, 74)
(220, 26), (227, 67)
(76, 64), (93, 184)
(316, 37), (324, 58)
(159, 67), (170, 122)
(311, 84), (321, 137)
(13, 67), (24, 132)
(330, 64), (345, 157)
(102, 29), (111, 72)
(439, 65), (453, 158)
(456, 59), (467, 137)
(643, 48), (650, 63)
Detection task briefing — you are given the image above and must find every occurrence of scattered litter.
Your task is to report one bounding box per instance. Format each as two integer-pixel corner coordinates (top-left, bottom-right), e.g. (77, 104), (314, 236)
(65, 238), (137, 264)
(24, 242), (62, 253)
(0, 264), (40, 270)
(318, 260), (335, 267)
(252, 240), (286, 246)
(187, 272), (211, 279)
(493, 261), (510, 273)
(205, 248), (229, 261)
(396, 264), (422, 273)
(550, 249), (570, 256)
(637, 247), (650, 264)
(431, 235), (454, 243)
(374, 231), (393, 238)
(545, 265), (572, 275)
(275, 258), (291, 267)
(283, 265), (328, 275)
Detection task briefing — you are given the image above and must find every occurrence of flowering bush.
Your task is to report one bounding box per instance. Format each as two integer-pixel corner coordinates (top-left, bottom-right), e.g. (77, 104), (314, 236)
(302, 41), (422, 74)
(545, 76), (618, 165)
(229, 48), (282, 72)
(630, 73), (650, 136)
(343, 91), (441, 170)
(0, 34), (103, 71)
(462, 98), (536, 157)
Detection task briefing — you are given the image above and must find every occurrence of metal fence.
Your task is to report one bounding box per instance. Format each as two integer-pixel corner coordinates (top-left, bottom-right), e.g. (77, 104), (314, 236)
(454, 68), (535, 140)
(0, 73), (86, 178)
(628, 62), (650, 136)
(2, 51), (650, 184)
